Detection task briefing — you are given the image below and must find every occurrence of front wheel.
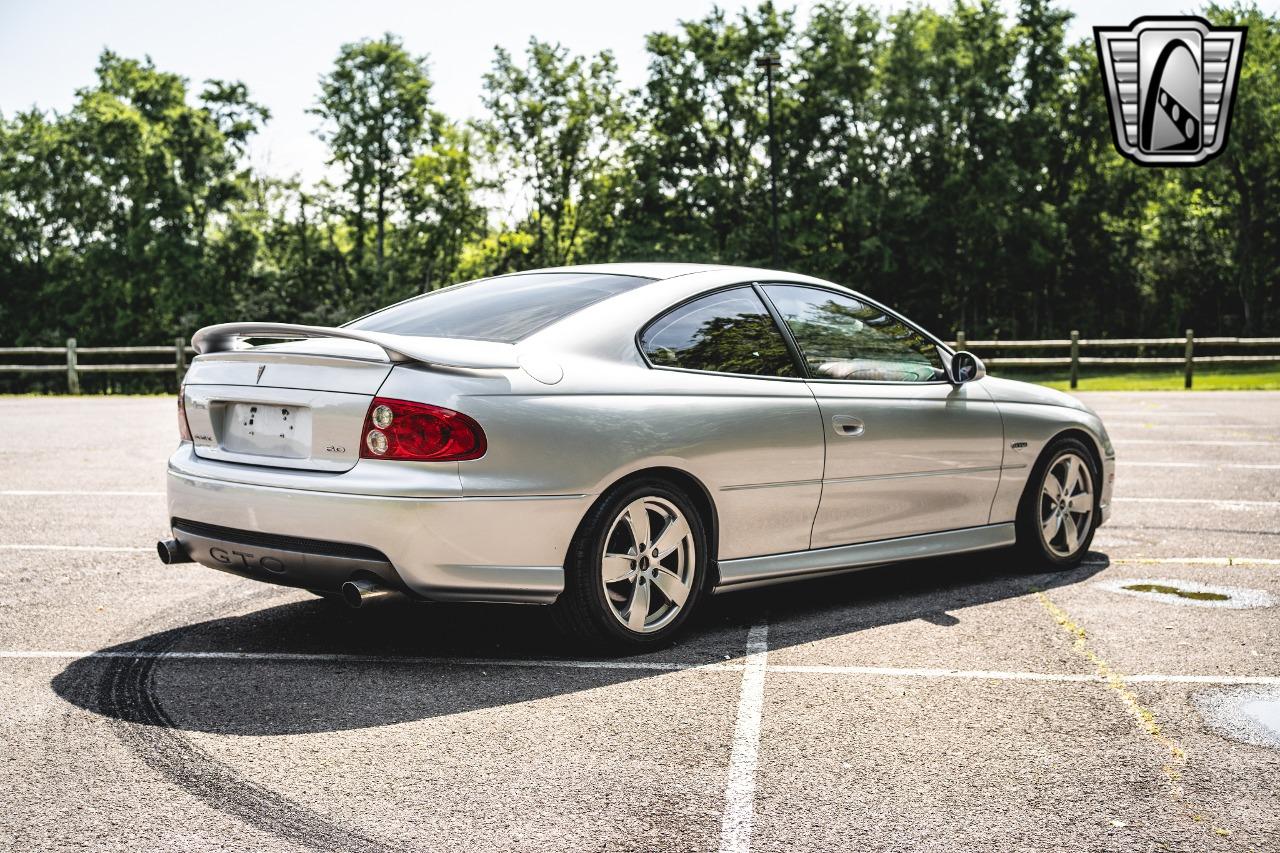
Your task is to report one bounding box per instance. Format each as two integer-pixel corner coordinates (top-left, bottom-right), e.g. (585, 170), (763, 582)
(554, 480), (707, 650)
(1014, 438), (1099, 570)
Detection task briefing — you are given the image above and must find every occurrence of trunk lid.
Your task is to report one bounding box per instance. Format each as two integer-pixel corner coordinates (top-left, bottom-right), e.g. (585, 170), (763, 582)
(182, 339), (391, 473)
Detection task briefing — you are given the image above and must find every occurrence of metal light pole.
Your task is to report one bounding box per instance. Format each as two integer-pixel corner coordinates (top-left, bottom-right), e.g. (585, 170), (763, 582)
(755, 52), (782, 268)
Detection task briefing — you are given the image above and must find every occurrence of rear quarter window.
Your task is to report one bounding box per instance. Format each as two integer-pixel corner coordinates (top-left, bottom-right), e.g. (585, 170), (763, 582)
(640, 287), (797, 378)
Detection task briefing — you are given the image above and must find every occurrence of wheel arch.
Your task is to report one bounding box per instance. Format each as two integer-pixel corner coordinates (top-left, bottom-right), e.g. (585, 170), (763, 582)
(1019, 427), (1106, 508)
(1045, 427), (1105, 479)
(574, 466), (722, 588)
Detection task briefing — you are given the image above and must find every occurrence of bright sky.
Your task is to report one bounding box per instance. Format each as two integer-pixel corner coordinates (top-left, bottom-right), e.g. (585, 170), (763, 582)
(2, 0), (1272, 185)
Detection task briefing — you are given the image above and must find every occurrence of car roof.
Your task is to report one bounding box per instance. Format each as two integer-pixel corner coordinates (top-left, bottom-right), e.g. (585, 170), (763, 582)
(528, 262), (736, 281)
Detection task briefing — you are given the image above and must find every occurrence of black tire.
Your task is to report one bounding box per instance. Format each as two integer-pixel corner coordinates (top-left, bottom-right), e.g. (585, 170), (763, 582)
(553, 478), (708, 651)
(1013, 436), (1101, 570)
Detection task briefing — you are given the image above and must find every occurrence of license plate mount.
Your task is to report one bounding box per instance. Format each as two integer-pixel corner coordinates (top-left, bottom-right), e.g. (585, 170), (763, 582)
(221, 402), (311, 458)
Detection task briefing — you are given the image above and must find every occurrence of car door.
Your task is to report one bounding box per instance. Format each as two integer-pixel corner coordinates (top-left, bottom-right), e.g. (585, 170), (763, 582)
(760, 284), (1004, 548)
(639, 285), (826, 559)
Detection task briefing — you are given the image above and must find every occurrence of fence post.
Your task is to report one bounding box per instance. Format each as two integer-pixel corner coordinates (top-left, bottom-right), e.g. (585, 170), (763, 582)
(1184, 329), (1194, 389)
(65, 337), (80, 394)
(1069, 330), (1080, 389)
(956, 330), (966, 351)
(175, 336), (187, 387)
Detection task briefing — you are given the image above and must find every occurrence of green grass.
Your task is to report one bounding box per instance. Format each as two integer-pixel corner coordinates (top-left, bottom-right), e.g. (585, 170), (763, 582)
(998, 364), (1280, 392)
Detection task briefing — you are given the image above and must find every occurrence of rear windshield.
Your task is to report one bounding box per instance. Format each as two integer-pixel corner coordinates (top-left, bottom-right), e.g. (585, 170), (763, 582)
(345, 272), (653, 343)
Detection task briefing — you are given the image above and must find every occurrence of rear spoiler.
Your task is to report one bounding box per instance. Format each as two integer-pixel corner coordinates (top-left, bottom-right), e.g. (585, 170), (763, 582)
(191, 322), (521, 370)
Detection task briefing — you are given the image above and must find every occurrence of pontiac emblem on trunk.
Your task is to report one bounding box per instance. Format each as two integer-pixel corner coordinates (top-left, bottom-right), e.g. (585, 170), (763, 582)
(1094, 16), (1246, 166)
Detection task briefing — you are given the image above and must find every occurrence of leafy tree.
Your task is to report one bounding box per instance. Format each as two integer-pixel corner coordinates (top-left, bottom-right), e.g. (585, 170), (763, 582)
(395, 120), (489, 292)
(312, 33), (433, 286)
(0, 51), (266, 346)
(1177, 3), (1280, 333)
(480, 38), (632, 268)
(622, 4), (792, 262)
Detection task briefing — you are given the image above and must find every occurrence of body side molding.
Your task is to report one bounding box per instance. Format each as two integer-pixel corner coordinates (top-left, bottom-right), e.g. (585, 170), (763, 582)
(713, 523), (1016, 592)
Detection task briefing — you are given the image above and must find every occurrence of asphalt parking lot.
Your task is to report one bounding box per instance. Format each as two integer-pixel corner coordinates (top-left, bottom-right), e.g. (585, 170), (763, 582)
(1, 392), (1278, 852)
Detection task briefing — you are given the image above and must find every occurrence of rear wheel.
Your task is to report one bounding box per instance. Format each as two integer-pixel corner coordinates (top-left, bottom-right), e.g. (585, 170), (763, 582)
(554, 479), (706, 650)
(1014, 437), (1099, 570)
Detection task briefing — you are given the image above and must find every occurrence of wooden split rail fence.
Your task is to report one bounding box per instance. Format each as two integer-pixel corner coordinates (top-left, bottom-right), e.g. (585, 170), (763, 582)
(951, 329), (1280, 388)
(1, 331), (1278, 391)
(0, 338), (192, 394)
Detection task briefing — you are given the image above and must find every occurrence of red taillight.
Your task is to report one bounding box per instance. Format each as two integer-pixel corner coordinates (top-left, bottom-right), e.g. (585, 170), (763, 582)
(359, 397), (486, 461)
(177, 386), (192, 441)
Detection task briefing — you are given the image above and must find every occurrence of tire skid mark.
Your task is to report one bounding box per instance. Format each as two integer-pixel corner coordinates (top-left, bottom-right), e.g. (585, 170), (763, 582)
(85, 589), (396, 852)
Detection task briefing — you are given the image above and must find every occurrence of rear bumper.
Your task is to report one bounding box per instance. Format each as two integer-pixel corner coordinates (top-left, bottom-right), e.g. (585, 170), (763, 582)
(170, 517), (405, 593)
(166, 459), (590, 604)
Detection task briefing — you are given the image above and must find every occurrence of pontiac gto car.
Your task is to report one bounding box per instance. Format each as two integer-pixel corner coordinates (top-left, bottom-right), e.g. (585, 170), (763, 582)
(158, 263), (1115, 648)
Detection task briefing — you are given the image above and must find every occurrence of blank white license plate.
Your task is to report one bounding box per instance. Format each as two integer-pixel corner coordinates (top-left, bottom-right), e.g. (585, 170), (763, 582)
(222, 403), (311, 458)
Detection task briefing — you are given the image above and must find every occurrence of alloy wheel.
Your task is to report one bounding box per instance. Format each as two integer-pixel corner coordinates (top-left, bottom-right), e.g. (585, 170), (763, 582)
(600, 496), (696, 634)
(1038, 452), (1094, 558)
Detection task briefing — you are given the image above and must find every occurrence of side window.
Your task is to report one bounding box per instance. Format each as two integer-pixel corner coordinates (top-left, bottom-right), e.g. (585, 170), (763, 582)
(640, 287), (797, 378)
(762, 285), (947, 382)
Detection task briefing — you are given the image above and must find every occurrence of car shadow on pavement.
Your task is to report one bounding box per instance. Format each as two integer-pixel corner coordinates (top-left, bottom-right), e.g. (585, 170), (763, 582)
(52, 550), (1109, 736)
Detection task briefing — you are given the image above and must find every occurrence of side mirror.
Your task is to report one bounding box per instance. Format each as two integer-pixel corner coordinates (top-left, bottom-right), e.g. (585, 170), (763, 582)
(948, 350), (986, 384)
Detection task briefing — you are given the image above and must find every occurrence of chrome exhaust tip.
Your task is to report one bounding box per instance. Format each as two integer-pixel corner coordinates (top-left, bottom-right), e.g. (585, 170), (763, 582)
(156, 538), (193, 565)
(341, 578), (398, 609)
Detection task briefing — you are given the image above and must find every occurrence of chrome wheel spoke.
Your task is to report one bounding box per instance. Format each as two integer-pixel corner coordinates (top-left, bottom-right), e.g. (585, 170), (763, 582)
(651, 515), (690, 559)
(602, 554), (636, 583)
(1042, 476), (1063, 503)
(1041, 512), (1061, 542)
(626, 580), (651, 631)
(651, 568), (689, 607)
(1065, 491), (1091, 513)
(623, 499), (651, 549)
(1062, 514), (1080, 552)
(1062, 457), (1082, 496)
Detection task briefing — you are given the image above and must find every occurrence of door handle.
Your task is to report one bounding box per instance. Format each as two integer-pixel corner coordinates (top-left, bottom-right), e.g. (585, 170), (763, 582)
(832, 415), (865, 436)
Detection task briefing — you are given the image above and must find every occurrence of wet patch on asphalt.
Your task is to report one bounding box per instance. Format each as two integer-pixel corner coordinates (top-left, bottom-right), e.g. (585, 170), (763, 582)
(1195, 687), (1280, 749)
(1096, 578), (1275, 609)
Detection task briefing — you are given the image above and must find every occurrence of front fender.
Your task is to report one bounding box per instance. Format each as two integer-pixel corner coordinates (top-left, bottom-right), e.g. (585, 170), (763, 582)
(988, 397), (1114, 525)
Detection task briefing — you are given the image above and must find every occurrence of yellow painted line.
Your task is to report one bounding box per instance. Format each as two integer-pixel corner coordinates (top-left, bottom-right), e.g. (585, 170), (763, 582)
(1091, 557), (1280, 567)
(1034, 591), (1234, 841)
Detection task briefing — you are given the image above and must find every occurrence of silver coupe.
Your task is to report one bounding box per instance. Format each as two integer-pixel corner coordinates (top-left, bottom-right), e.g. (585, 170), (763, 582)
(159, 263), (1115, 649)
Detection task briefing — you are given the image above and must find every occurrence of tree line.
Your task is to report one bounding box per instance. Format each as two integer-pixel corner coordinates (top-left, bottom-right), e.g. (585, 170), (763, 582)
(1, 0), (1276, 357)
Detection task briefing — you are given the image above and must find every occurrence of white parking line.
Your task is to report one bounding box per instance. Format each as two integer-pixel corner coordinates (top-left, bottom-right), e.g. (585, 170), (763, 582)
(1114, 497), (1280, 509)
(1091, 411), (1221, 418)
(1121, 462), (1280, 470)
(719, 622), (769, 853)
(1116, 439), (1276, 446)
(0, 649), (730, 670)
(0, 544), (154, 553)
(1107, 422), (1263, 429)
(765, 665), (1280, 685)
(0, 490), (163, 497)
(4, 649), (1276, 689)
